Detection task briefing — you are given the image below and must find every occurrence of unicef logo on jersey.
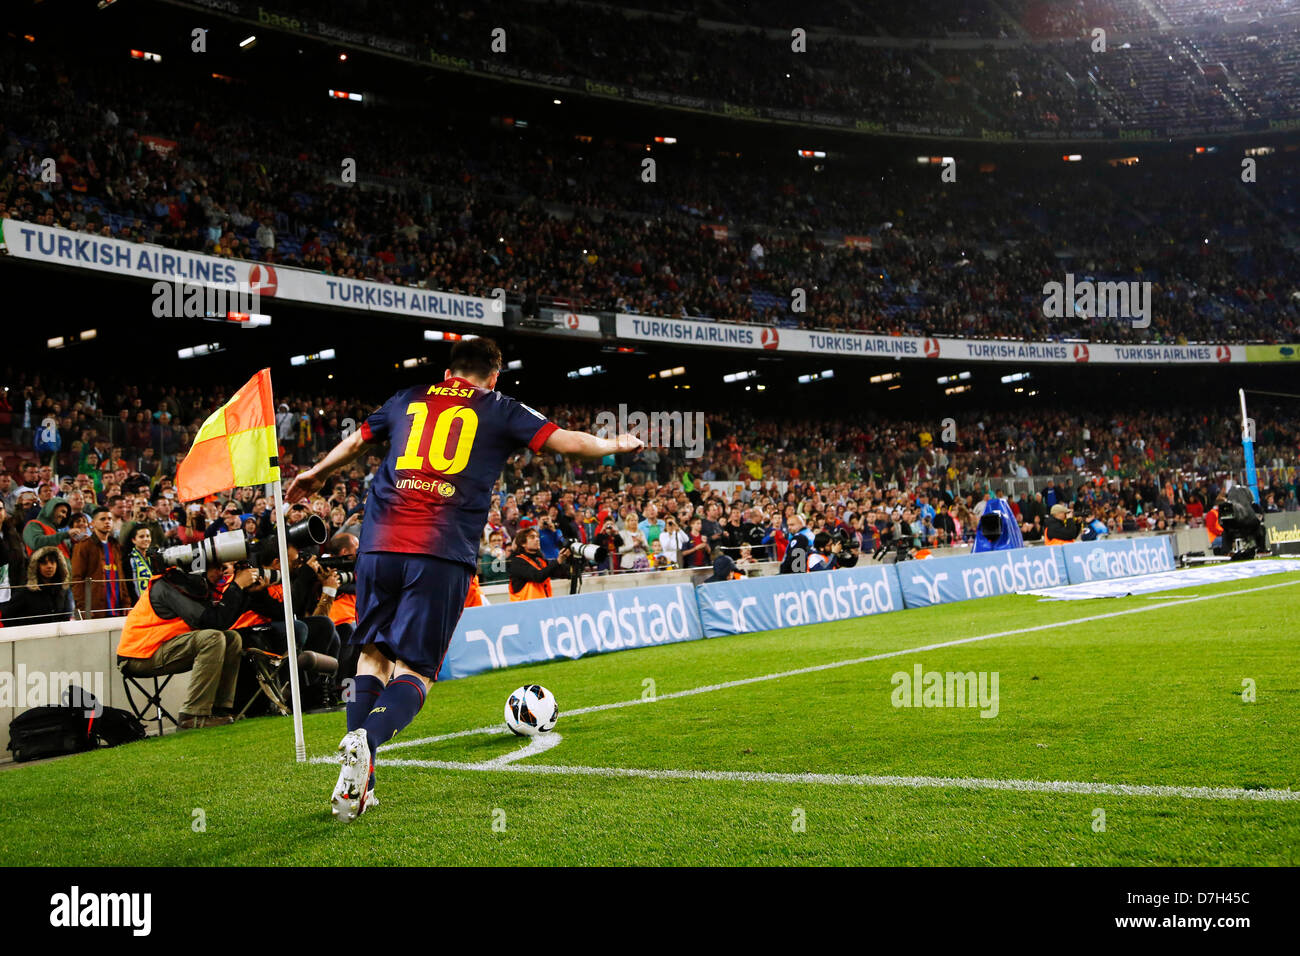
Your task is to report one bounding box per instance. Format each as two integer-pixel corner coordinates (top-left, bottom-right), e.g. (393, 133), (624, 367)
(395, 477), (457, 498)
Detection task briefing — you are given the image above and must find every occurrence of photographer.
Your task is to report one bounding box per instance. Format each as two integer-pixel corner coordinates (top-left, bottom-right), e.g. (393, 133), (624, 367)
(808, 531), (842, 572)
(831, 528), (860, 568)
(508, 528), (569, 601)
(116, 561), (254, 729)
(1044, 503), (1082, 544)
(230, 542), (342, 670)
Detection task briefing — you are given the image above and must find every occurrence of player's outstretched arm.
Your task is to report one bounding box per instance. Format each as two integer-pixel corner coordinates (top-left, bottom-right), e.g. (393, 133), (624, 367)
(543, 429), (643, 458)
(285, 428), (372, 503)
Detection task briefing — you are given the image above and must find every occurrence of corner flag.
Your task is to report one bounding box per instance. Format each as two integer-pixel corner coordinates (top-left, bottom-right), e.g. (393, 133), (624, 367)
(174, 367), (307, 761)
(177, 369), (280, 502)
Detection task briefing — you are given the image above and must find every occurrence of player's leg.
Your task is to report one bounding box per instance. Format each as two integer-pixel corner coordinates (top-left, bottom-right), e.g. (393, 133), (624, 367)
(333, 553), (399, 821)
(346, 555), (471, 802)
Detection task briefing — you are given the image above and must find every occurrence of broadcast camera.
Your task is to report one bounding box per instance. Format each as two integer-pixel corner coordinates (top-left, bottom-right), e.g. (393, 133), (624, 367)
(1217, 486), (1268, 561)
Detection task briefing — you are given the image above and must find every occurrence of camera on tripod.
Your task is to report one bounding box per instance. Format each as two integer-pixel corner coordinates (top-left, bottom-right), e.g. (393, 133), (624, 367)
(1218, 486), (1268, 560)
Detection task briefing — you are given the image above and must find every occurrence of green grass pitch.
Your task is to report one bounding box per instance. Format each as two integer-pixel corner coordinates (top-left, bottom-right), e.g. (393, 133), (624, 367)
(4, 571), (1298, 866)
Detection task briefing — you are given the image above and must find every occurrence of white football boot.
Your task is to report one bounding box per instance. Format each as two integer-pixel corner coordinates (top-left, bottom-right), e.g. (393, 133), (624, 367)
(331, 730), (374, 822)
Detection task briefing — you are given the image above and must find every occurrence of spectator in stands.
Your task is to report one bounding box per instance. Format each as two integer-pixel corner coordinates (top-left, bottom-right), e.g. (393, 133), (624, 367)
(14, 491), (39, 524)
(125, 524), (153, 605)
(659, 516), (688, 567)
(0, 499), (25, 606)
(479, 529), (510, 584)
(617, 515), (648, 571)
(119, 499), (165, 558)
(70, 506), (128, 619)
(2, 546), (75, 626)
(22, 497), (76, 560)
(14, 462), (39, 501)
(207, 502), (244, 538)
(536, 514), (564, 561)
(637, 503), (665, 549)
(0, 471), (16, 512)
(591, 517), (619, 573)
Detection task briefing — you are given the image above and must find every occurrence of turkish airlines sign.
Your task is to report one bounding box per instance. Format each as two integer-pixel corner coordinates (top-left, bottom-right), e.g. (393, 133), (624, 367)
(614, 314), (1264, 365)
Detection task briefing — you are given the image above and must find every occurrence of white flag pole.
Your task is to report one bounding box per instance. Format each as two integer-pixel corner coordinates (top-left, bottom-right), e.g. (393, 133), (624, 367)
(271, 472), (307, 762)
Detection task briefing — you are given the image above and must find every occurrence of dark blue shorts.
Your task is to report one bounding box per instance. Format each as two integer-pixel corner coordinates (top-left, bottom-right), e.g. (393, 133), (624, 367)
(352, 551), (473, 679)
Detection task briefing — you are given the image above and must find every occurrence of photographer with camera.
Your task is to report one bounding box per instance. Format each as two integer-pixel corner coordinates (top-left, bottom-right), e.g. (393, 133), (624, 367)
(507, 527), (570, 601)
(116, 557), (256, 729)
(1044, 503), (1082, 544)
(831, 527), (860, 568)
(807, 531), (842, 572)
(227, 537), (343, 702)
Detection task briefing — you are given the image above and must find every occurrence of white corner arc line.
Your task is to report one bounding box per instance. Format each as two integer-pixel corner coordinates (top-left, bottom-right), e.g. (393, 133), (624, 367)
(485, 732), (562, 765)
(368, 759), (1300, 803)
(382, 576), (1300, 754)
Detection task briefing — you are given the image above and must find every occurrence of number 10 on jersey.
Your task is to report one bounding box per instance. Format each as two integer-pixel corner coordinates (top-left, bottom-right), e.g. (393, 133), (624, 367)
(395, 403), (479, 474)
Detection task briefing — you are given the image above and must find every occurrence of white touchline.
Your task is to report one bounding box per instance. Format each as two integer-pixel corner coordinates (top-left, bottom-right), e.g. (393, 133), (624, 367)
(380, 576), (1300, 754)
(363, 759), (1300, 803)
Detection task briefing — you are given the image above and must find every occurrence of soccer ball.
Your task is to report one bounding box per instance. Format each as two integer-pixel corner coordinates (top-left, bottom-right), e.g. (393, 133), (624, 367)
(504, 685), (559, 737)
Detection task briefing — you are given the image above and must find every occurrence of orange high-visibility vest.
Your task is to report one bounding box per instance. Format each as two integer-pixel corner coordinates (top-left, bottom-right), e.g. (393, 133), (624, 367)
(26, 520), (70, 559)
(231, 581), (281, 629)
(509, 554), (552, 602)
(464, 575), (483, 608)
(328, 592), (357, 625)
(116, 576), (192, 660)
(1205, 508), (1223, 545)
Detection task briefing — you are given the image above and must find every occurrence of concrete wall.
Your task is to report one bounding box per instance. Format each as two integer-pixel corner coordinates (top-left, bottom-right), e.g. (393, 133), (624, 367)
(0, 618), (188, 761)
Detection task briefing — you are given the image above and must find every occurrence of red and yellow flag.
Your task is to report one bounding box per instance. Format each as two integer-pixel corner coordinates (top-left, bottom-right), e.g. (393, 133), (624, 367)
(177, 369), (280, 501)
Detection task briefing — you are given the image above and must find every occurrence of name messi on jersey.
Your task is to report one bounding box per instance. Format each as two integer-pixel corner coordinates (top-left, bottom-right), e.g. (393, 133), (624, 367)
(426, 385), (476, 398)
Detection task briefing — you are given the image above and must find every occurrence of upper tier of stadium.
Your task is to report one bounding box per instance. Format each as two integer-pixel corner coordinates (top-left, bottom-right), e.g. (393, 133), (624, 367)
(3, 20), (1297, 347)
(156, 0), (1300, 139)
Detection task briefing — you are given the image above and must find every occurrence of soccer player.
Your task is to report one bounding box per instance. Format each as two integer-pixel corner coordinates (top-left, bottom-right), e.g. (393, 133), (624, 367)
(286, 337), (642, 822)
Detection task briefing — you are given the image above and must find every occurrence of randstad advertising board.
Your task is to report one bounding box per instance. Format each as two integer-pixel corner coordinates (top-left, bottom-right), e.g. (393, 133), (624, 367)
(694, 563), (903, 637)
(898, 547), (1069, 608)
(1059, 537), (1176, 585)
(438, 583), (702, 680)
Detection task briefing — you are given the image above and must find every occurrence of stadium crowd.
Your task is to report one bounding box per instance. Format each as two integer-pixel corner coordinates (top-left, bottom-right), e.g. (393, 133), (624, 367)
(274, 0), (1300, 122)
(2, 28), (1299, 346)
(2, 370), (1296, 623)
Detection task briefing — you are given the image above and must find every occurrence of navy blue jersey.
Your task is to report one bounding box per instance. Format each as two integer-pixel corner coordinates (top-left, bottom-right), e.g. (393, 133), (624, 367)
(358, 377), (557, 567)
